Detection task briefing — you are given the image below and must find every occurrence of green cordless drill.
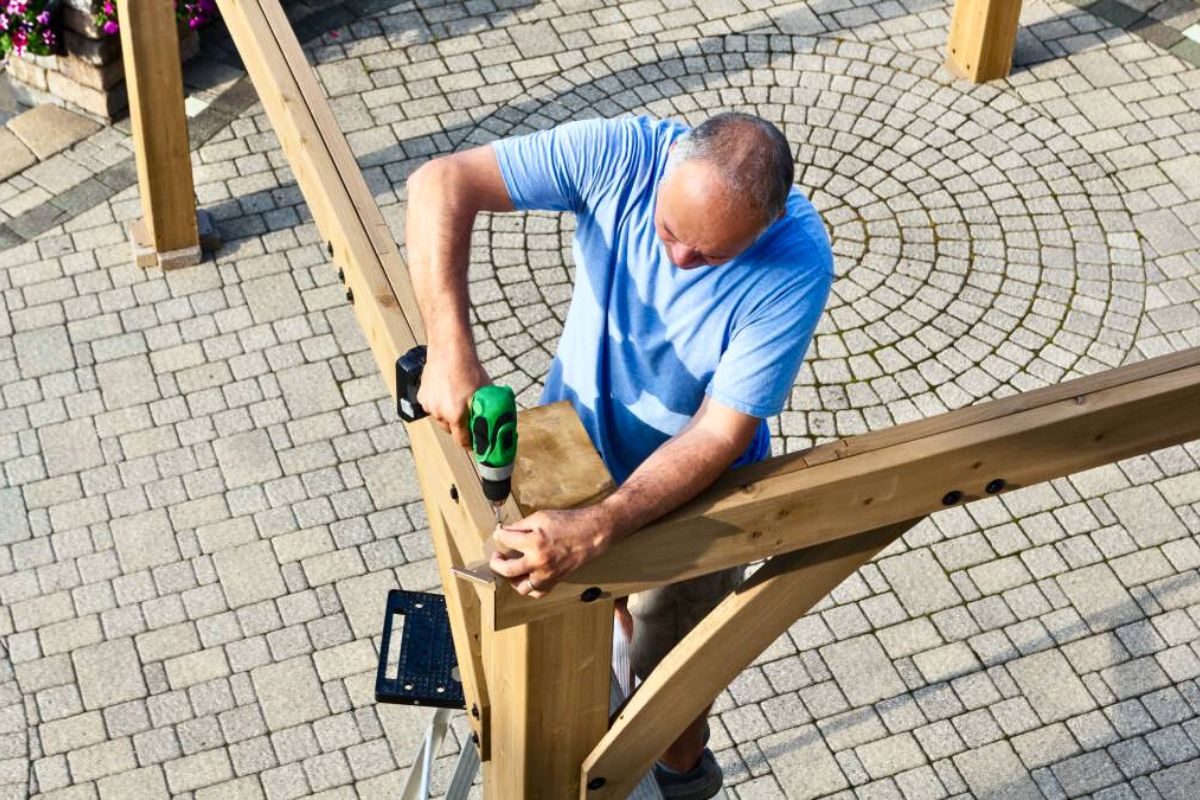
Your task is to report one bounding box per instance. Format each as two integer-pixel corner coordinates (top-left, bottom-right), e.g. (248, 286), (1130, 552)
(469, 385), (517, 525)
(395, 346), (517, 524)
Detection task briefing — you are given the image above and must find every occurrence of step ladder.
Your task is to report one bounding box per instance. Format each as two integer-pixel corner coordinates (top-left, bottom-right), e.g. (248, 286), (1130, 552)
(377, 589), (725, 799)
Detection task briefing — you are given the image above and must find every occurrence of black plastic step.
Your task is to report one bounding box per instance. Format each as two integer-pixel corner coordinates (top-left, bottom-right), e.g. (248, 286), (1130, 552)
(375, 589), (465, 709)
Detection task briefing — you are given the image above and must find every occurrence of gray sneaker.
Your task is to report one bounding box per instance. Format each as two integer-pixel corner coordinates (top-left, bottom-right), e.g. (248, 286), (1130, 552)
(652, 748), (723, 800)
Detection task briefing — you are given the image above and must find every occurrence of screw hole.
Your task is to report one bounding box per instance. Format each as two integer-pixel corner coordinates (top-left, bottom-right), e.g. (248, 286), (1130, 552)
(942, 490), (963, 506)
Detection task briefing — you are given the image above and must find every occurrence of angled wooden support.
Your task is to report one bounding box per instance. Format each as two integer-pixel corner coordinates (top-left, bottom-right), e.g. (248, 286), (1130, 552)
(583, 518), (924, 799)
(120, 0), (201, 268)
(497, 348), (1200, 627)
(946, 0), (1024, 82)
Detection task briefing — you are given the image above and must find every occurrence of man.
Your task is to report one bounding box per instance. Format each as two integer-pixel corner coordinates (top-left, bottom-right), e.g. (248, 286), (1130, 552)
(406, 112), (833, 797)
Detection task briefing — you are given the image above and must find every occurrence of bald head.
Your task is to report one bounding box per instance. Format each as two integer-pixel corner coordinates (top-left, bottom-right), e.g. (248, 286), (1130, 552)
(654, 113), (794, 269)
(665, 113), (794, 228)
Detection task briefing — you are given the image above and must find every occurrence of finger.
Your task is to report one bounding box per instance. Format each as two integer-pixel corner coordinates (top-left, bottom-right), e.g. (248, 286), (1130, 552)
(493, 525), (537, 553)
(450, 415), (471, 449)
(490, 551), (532, 579)
(510, 574), (551, 599)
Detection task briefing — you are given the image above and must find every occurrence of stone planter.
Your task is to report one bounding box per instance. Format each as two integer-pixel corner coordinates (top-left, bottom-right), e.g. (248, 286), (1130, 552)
(6, 1), (199, 122)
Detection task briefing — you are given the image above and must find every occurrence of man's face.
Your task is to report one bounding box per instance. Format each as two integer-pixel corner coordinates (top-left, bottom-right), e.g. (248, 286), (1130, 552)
(653, 159), (767, 270)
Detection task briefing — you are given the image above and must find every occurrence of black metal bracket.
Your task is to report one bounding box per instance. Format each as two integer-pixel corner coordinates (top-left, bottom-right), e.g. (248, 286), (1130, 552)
(375, 589), (464, 709)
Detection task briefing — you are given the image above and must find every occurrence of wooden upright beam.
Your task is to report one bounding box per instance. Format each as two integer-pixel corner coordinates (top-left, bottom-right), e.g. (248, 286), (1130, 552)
(487, 348), (1200, 627)
(120, 0), (200, 268)
(946, 0), (1024, 82)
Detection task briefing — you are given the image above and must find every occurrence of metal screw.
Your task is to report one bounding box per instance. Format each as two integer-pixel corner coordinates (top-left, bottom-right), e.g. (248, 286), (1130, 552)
(587, 777), (606, 790)
(326, 241), (333, 257)
(580, 587), (602, 603)
(471, 704), (479, 719)
(471, 732), (480, 746)
(337, 268), (344, 282)
(942, 490), (963, 506)
(449, 485), (459, 503)
(345, 287), (354, 303)
(985, 478), (1006, 494)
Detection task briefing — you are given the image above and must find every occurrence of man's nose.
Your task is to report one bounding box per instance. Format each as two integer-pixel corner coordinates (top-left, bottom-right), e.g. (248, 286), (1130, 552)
(669, 243), (701, 268)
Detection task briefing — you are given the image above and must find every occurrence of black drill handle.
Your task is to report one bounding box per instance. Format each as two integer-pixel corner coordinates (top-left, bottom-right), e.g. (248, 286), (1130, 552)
(396, 345), (428, 422)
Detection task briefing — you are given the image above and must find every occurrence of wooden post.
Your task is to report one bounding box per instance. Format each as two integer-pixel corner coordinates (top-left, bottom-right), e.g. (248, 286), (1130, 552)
(945, 0), (1024, 82)
(119, 0), (201, 268)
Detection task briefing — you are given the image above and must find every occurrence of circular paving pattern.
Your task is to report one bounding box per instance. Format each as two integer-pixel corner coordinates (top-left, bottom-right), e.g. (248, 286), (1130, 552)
(459, 38), (1145, 451)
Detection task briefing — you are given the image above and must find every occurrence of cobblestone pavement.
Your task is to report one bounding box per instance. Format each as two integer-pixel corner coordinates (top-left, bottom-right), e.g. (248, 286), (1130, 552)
(1, 0), (1200, 798)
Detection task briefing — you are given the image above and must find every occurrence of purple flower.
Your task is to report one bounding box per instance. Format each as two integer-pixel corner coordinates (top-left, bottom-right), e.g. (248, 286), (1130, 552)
(41, 28), (53, 46)
(36, 9), (48, 24)
(102, 1), (114, 15)
(103, 19), (118, 34)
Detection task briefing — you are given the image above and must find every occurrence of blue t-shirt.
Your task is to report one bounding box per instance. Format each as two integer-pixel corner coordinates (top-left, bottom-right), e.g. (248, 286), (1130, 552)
(493, 116), (833, 485)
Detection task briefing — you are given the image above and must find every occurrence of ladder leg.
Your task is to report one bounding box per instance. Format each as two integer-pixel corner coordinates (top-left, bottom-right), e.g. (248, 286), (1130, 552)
(401, 708), (453, 800)
(445, 737), (481, 799)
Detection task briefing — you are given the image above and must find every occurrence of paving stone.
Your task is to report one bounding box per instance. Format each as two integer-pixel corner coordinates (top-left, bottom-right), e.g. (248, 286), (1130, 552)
(1151, 758), (1200, 800)
(96, 765), (169, 799)
(277, 363), (344, 420)
(879, 549), (961, 616)
(214, 429), (283, 489)
(1057, 563), (1142, 633)
(73, 638), (147, 710)
(0, 127), (36, 182)
(13, 326), (74, 379)
(252, 656), (328, 730)
(95, 355), (160, 409)
(6, 104), (102, 160)
(952, 740), (1040, 799)
(1007, 649), (1096, 723)
(1106, 486), (1188, 548)
(242, 273), (304, 324)
(111, 508), (181, 573)
(759, 724), (848, 799)
(214, 541), (287, 608)
(164, 747), (234, 793)
(1136, 208), (1200, 258)
(821, 635), (907, 708)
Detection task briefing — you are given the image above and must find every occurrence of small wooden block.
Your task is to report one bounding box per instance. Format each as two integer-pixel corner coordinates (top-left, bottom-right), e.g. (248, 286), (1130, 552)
(511, 401), (615, 514)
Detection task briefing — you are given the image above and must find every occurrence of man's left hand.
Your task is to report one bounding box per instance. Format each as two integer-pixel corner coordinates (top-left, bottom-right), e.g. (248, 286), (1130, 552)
(489, 508), (614, 599)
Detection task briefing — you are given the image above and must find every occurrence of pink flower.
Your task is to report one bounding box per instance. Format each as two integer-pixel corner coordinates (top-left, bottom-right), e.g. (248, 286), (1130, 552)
(12, 27), (27, 55)
(188, 15), (199, 27)
(0, 14), (8, 31)
(6, 1), (27, 15)
(102, 1), (113, 15)
(41, 29), (53, 46)
(103, 19), (118, 34)
(36, 9), (48, 24)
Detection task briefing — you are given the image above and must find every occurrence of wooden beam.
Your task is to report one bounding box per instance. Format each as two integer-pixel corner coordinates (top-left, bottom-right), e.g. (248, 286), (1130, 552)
(493, 348), (1200, 627)
(212, 0), (424, 386)
(119, 0), (199, 267)
(423, 503), (491, 758)
(582, 519), (922, 799)
(946, 0), (1024, 82)
(483, 598), (613, 798)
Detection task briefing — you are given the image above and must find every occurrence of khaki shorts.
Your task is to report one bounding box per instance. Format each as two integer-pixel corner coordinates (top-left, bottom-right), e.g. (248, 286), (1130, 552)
(627, 566), (745, 681)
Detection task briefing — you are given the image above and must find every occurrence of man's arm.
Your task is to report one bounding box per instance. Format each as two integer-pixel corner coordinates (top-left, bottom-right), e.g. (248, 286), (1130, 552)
(490, 397), (761, 597)
(406, 146), (515, 447)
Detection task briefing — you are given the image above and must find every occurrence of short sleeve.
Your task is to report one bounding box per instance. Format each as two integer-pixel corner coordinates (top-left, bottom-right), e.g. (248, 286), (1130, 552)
(707, 267), (832, 419)
(491, 118), (637, 215)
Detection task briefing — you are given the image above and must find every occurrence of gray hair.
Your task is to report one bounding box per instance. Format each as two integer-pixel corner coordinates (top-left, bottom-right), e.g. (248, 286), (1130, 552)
(665, 112), (794, 226)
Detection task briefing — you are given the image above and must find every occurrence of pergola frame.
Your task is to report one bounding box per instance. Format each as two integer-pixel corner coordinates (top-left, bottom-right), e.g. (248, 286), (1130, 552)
(113, 0), (1195, 797)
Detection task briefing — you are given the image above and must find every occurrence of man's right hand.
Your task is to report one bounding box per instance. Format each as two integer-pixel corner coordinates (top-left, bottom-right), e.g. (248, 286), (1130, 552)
(417, 349), (490, 449)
